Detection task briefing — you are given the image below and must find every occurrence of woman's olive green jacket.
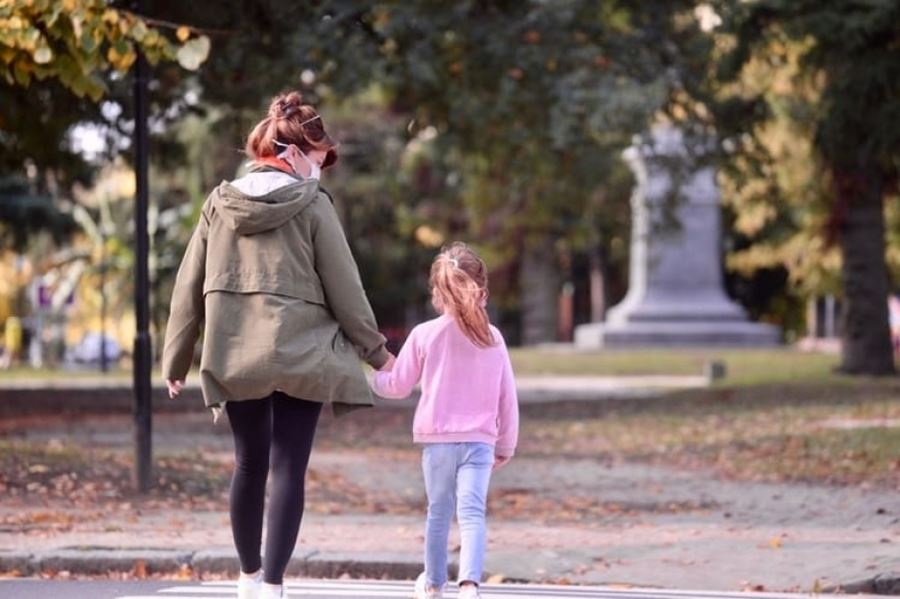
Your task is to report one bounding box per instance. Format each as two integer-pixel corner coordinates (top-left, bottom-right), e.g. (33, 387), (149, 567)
(161, 172), (389, 419)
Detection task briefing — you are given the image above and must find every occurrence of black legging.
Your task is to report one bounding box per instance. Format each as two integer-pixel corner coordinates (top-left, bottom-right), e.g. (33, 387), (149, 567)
(225, 392), (322, 585)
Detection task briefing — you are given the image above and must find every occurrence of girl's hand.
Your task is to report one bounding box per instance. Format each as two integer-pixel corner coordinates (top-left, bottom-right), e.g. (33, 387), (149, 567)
(494, 455), (512, 470)
(166, 379), (184, 399)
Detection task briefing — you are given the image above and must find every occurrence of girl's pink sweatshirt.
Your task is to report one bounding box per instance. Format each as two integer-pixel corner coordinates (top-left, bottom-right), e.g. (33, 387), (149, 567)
(370, 314), (519, 457)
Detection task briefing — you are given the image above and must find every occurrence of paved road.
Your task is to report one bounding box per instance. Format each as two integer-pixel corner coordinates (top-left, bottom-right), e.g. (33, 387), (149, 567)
(0, 578), (865, 599)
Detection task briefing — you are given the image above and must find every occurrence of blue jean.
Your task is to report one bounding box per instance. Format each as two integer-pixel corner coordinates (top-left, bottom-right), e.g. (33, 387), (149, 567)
(422, 442), (494, 587)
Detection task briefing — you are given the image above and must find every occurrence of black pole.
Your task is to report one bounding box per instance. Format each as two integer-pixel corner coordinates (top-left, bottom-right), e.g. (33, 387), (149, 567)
(132, 0), (153, 493)
(100, 226), (108, 374)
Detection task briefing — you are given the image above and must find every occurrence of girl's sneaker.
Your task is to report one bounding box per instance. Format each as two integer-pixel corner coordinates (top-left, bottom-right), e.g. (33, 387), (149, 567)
(458, 583), (481, 599)
(237, 570), (263, 599)
(259, 583), (288, 599)
(414, 572), (444, 599)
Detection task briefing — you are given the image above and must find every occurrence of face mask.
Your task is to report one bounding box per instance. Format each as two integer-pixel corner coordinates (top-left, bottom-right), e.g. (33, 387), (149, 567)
(273, 140), (321, 180)
(299, 151), (321, 181)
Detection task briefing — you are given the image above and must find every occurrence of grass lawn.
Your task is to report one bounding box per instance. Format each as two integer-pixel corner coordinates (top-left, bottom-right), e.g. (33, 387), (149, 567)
(509, 347), (877, 386)
(0, 366), (148, 382)
(1, 348), (891, 389)
(520, 377), (900, 488)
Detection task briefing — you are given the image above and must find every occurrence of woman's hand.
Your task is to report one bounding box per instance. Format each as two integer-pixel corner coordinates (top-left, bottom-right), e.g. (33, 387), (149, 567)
(380, 353), (397, 372)
(166, 379), (185, 399)
(493, 454), (512, 470)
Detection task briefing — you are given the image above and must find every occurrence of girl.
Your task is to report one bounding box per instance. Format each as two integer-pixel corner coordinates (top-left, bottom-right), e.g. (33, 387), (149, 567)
(370, 242), (519, 599)
(162, 91), (394, 599)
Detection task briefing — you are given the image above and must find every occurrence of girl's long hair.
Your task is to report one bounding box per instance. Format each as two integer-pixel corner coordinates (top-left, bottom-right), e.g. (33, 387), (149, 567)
(430, 242), (495, 348)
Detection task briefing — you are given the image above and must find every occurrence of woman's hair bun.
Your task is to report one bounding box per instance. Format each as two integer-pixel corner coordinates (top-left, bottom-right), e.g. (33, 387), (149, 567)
(246, 90), (336, 164)
(270, 91), (304, 120)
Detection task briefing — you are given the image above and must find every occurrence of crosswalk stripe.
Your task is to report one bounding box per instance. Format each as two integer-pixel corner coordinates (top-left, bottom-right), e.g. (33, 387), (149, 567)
(191, 579), (813, 598)
(144, 591), (643, 599)
(158, 588), (408, 597)
(119, 596), (598, 599)
(118, 579), (872, 599)
(159, 583), (636, 597)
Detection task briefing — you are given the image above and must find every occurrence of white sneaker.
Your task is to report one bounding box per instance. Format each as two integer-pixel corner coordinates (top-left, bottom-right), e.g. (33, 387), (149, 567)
(458, 584), (481, 599)
(259, 582), (288, 599)
(237, 570), (263, 599)
(414, 572), (444, 599)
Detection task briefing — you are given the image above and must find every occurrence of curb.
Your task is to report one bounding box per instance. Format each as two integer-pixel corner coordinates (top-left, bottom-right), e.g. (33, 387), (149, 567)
(2, 548), (896, 595)
(0, 386), (198, 418)
(0, 547), (436, 580)
(826, 572), (900, 596)
(0, 376), (706, 418)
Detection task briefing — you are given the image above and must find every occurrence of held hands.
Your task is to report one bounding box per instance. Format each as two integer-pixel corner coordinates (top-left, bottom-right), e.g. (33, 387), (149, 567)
(166, 379), (184, 399)
(380, 353), (397, 372)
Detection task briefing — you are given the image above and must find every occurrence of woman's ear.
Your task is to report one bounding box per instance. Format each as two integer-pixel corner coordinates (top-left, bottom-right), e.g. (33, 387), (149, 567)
(285, 144), (301, 161)
(282, 144), (303, 175)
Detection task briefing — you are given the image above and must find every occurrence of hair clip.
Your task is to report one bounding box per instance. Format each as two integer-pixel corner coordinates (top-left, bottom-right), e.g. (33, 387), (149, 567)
(277, 99), (299, 118)
(449, 257), (460, 268)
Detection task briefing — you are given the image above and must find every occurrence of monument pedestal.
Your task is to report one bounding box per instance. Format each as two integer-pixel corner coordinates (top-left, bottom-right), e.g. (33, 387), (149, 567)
(575, 126), (780, 348)
(575, 320), (780, 347)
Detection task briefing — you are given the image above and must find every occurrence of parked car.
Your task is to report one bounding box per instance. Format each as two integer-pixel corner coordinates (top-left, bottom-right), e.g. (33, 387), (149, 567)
(69, 332), (121, 364)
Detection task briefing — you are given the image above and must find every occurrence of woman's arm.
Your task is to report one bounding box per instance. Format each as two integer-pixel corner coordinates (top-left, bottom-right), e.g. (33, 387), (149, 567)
(311, 195), (390, 369)
(161, 203), (210, 383)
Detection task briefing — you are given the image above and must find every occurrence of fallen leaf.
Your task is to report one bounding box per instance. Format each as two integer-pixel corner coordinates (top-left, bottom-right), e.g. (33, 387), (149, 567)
(174, 564), (192, 580)
(132, 559), (147, 579)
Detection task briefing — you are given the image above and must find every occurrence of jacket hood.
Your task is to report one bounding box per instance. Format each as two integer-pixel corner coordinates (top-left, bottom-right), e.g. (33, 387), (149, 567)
(212, 176), (318, 235)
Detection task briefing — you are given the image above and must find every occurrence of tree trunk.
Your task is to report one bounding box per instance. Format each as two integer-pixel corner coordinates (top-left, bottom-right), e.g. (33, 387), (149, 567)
(588, 243), (608, 322)
(520, 239), (559, 345)
(836, 166), (895, 375)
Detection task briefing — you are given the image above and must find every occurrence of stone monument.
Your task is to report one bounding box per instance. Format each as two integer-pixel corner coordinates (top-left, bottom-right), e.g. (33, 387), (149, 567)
(575, 126), (780, 347)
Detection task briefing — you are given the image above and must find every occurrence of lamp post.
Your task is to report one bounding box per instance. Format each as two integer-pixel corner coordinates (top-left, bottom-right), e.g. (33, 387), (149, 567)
(132, 0), (153, 492)
(99, 222), (107, 374)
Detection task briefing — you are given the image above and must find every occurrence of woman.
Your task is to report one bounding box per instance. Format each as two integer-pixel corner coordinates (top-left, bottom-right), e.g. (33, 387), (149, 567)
(161, 91), (394, 599)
